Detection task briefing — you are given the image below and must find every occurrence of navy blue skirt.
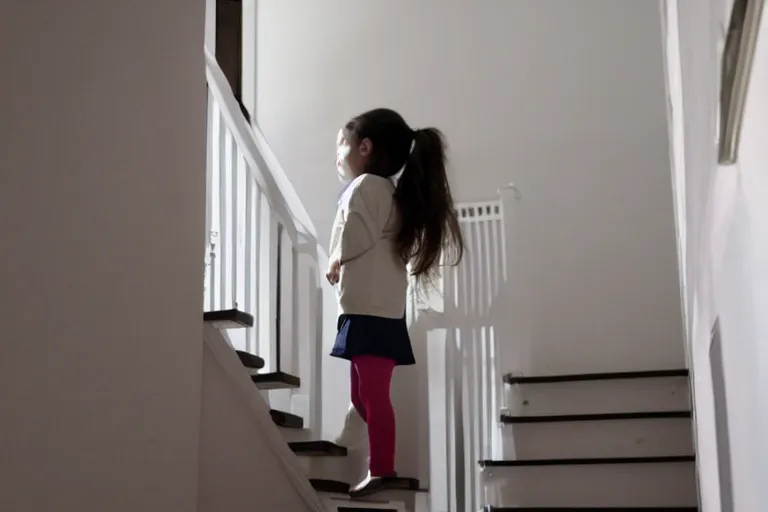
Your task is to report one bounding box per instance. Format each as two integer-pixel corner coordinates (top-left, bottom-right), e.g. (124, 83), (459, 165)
(330, 314), (416, 366)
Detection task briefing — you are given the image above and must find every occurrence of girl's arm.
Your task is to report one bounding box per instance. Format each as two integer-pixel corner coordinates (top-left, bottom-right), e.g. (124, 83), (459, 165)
(337, 176), (391, 264)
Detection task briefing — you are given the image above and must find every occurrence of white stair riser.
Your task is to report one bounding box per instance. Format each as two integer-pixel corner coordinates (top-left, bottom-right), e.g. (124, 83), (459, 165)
(505, 377), (691, 416)
(265, 388), (292, 414)
(322, 495), (408, 511)
(322, 492), (427, 512)
(277, 427), (314, 443)
(298, 458), (425, 512)
(295, 450), (368, 484)
(501, 418), (694, 459)
(296, 455), (351, 482)
(481, 462), (697, 507)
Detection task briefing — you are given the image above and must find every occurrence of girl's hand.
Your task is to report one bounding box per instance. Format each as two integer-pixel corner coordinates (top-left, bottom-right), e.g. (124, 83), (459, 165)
(326, 259), (341, 285)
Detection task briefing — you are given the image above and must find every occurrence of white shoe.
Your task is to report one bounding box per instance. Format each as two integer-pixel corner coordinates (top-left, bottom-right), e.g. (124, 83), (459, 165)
(349, 471), (399, 498)
(333, 403), (367, 449)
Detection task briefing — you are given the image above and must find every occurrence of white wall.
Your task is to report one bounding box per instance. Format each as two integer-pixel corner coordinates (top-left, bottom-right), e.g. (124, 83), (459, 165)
(256, 0), (686, 486)
(0, 1), (206, 510)
(199, 325), (326, 512)
(664, 1), (768, 510)
(256, 0), (684, 372)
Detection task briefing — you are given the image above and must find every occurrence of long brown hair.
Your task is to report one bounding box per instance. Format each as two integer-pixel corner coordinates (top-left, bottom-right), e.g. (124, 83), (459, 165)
(344, 108), (464, 281)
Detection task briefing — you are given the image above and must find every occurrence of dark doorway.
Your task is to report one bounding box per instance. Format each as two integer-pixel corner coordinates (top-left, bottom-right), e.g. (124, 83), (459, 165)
(216, 0), (246, 119)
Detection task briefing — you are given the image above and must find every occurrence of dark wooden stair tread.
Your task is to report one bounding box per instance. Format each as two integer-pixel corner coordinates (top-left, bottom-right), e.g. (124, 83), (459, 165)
(500, 410), (692, 424)
(270, 409), (303, 429)
(251, 371), (301, 389)
(479, 455), (695, 468)
(374, 477), (420, 491)
(289, 440), (347, 456)
(337, 507), (400, 512)
(484, 508), (698, 511)
(503, 369), (689, 385)
(235, 350), (264, 369)
(310, 479), (350, 494)
(309, 477), (422, 494)
(203, 309), (254, 328)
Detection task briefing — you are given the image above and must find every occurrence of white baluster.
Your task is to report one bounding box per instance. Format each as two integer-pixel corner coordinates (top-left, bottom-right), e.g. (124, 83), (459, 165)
(253, 189), (263, 358)
(258, 197), (273, 371)
(309, 263), (323, 436)
(481, 326), (492, 459)
(295, 242), (315, 430)
(210, 102), (223, 311)
(290, 244), (299, 378)
(486, 212), (499, 462)
(443, 265), (458, 512)
(204, 89), (215, 311)
(218, 121), (229, 309)
(481, 217), (493, 311)
(277, 226), (294, 376)
(244, 172), (254, 353)
(230, 144), (241, 309)
(274, 222), (284, 372)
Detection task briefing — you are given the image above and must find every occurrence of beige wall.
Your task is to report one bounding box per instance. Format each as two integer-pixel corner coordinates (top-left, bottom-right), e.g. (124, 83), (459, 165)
(0, 1), (206, 510)
(664, 1), (768, 509)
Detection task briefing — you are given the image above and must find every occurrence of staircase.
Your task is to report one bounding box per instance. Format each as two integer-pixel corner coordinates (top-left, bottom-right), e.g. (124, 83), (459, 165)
(202, 38), (699, 511)
(481, 369), (698, 510)
(418, 199), (700, 511)
(202, 309), (425, 511)
(202, 48), (425, 511)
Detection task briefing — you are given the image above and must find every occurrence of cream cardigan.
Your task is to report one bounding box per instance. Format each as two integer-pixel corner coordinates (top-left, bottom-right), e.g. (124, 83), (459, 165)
(328, 174), (408, 319)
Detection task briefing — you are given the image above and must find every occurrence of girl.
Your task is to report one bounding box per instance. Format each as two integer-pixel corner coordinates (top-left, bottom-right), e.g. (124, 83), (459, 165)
(326, 108), (464, 497)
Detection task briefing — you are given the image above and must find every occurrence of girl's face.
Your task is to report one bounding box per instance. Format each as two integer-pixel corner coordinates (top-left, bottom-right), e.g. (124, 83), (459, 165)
(336, 128), (371, 183)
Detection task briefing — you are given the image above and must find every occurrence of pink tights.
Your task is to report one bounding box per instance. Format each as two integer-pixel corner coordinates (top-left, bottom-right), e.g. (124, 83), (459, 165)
(350, 355), (396, 476)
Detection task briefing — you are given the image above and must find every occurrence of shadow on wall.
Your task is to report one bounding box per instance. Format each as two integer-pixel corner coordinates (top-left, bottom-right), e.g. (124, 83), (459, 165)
(410, 197), (514, 512)
(319, 195), (520, 497)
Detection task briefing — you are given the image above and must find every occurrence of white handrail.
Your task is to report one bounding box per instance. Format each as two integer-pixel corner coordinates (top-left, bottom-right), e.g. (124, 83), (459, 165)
(204, 46), (333, 440)
(204, 46), (319, 248)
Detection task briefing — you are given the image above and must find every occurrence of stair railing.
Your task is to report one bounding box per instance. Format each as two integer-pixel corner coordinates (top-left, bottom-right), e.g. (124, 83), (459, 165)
(203, 46), (326, 434)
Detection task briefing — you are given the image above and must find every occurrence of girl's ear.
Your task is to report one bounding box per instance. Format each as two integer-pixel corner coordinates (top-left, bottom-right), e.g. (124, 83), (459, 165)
(358, 137), (373, 157)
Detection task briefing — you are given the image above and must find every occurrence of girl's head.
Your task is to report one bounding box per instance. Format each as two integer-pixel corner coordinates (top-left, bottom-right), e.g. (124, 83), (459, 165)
(337, 108), (464, 279)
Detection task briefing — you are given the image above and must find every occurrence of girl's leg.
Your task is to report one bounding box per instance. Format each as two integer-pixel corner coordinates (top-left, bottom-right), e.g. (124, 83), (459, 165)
(350, 360), (367, 422)
(334, 363), (369, 449)
(351, 354), (396, 477)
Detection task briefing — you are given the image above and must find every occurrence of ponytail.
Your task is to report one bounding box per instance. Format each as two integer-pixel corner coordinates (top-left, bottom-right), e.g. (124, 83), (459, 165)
(342, 108), (464, 281)
(394, 128), (464, 281)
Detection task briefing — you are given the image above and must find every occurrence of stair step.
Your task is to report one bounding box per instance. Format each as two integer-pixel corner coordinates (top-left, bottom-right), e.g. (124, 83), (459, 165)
(336, 507), (400, 512)
(481, 458), (696, 507)
(500, 414), (694, 459)
(310, 478), (350, 494)
(349, 477), (421, 499)
(333, 504), (401, 512)
(235, 350), (265, 369)
(270, 409), (303, 429)
(485, 508), (698, 511)
(504, 374), (690, 416)
(251, 371), (301, 390)
(504, 369), (689, 385)
(500, 410), (692, 423)
(309, 477), (423, 496)
(289, 441), (347, 457)
(480, 455), (695, 467)
(203, 308), (254, 328)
